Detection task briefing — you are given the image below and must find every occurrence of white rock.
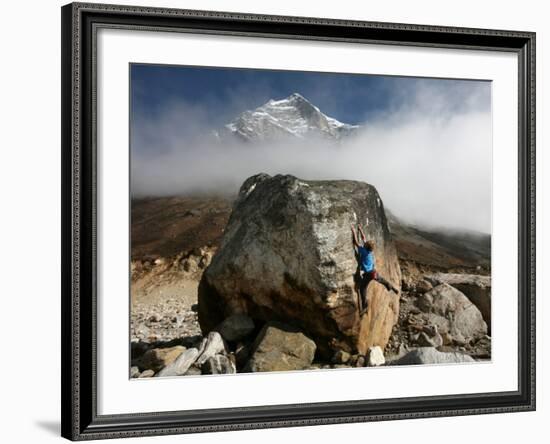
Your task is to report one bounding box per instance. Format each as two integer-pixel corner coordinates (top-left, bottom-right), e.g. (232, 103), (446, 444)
(366, 346), (385, 367)
(156, 348), (200, 377)
(195, 331), (227, 366)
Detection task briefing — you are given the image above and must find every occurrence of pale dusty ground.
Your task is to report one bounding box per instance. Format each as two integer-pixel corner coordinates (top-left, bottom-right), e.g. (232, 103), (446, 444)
(131, 261), (203, 343)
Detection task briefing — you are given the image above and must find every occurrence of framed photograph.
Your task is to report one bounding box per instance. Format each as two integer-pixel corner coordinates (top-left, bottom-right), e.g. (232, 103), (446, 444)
(61, 2), (536, 440)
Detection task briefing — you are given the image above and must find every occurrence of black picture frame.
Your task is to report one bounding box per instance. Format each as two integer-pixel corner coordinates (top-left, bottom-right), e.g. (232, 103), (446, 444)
(61, 2), (536, 440)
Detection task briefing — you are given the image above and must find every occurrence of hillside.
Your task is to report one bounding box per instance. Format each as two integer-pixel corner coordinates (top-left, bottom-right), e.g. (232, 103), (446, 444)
(131, 195), (490, 274)
(131, 195), (233, 260)
(386, 211), (490, 274)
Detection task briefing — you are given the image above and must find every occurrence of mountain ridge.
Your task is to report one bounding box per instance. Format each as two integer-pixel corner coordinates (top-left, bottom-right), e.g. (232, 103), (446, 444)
(213, 92), (360, 143)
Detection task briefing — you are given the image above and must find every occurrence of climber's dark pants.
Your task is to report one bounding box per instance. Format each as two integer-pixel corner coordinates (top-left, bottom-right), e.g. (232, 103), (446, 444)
(358, 270), (392, 311)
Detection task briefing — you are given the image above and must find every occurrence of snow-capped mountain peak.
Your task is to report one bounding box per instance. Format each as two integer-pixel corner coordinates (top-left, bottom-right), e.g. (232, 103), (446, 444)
(218, 93), (360, 142)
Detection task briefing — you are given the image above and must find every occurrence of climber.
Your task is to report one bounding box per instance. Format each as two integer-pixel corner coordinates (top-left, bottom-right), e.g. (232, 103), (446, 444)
(351, 224), (399, 316)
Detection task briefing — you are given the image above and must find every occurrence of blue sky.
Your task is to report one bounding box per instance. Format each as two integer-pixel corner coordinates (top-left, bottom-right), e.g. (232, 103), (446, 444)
(130, 63), (490, 129)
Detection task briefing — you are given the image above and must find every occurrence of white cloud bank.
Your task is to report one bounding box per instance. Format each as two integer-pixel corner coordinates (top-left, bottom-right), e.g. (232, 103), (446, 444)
(131, 82), (492, 234)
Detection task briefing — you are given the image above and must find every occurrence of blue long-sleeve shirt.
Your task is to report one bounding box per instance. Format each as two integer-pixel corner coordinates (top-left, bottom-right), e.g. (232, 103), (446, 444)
(357, 246), (375, 272)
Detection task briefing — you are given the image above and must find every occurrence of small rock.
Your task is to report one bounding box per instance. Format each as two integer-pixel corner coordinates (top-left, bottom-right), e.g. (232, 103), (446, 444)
(366, 346), (385, 366)
(130, 366), (140, 378)
(422, 325), (438, 337)
(198, 253), (212, 269)
(138, 345), (185, 372)
(453, 334), (468, 347)
(355, 356), (366, 367)
(156, 348), (200, 377)
(137, 326), (151, 337)
(185, 366), (202, 376)
(138, 369), (155, 378)
(416, 279), (433, 294)
(332, 350), (351, 364)
(195, 331), (227, 366)
(148, 314), (162, 323)
(441, 331), (454, 346)
(201, 354), (236, 375)
(417, 331), (443, 348)
(182, 257), (200, 273)
(184, 209), (201, 218)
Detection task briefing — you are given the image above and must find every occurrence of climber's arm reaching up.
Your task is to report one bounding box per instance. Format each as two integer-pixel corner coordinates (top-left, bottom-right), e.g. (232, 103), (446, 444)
(358, 224), (367, 245)
(351, 225), (360, 250)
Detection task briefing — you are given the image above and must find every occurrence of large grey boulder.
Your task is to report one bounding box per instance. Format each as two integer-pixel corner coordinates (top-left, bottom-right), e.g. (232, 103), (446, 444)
(198, 174), (401, 357)
(244, 322), (316, 372)
(416, 283), (487, 344)
(393, 347), (475, 365)
(425, 273), (491, 329)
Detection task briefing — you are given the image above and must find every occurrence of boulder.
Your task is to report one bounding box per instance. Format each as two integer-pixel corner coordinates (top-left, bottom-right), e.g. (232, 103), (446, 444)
(156, 348), (200, 377)
(416, 331), (443, 348)
(393, 347), (475, 365)
(130, 366), (141, 378)
(244, 321), (316, 372)
(195, 331), (227, 367)
(138, 369), (155, 378)
(366, 346), (385, 366)
(425, 273), (491, 329)
(198, 174), (401, 357)
(137, 345), (185, 372)
(184, 366), (202, 376)
(416, 283), (487, 344)
(216, 314), (255, 342)
(201, 355), (237, 375)
(332, 350), (351, 364)
(415, 279), (433, 294)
